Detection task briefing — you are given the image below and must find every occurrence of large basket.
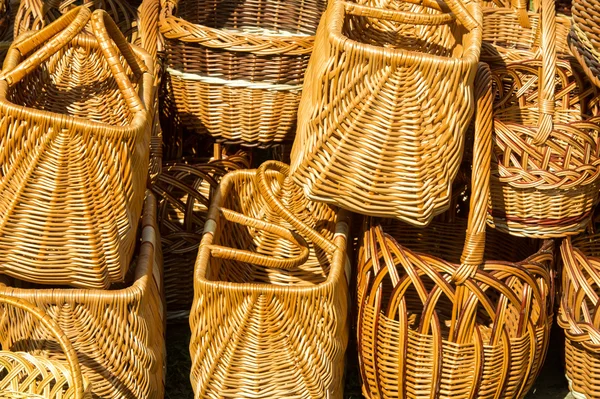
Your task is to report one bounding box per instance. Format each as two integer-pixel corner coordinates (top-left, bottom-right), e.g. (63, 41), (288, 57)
(0, 8), (154, 288)
(356, 64), (554, 399)
(0, 295), (92, 399)
(190, 160), (350, 398)
(160, 0), (326, 146)
(568, 0), (600, 88)
(0, 190), (165, 399)
(289, 0), (482, 225)
(152, 152), (250, 319)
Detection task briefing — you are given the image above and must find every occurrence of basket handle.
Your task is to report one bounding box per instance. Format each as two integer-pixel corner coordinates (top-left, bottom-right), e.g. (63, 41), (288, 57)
(0, 6), (91, 85)
(90, 9), (149, 114)
(205, 206), (311, 270)
(344, 0), (480, 31)
(0, 295), (87, 399)
(256, 160), (338, 255)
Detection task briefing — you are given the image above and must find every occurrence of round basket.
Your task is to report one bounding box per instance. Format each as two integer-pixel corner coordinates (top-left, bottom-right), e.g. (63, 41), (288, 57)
(356, 64), (554, 399)
(568, 0), (600, 88)
(160, 0), (326, 146)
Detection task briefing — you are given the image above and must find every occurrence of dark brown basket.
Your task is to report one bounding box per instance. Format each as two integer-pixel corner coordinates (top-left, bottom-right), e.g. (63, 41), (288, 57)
(569, 0), (600, 88)
(160, 0), (326, 146)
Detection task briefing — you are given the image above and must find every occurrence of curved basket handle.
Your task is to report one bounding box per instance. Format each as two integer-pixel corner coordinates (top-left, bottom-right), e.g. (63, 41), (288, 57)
(532, 0), (556, 145)
(0, 295), (86, 399)
(256, 160), (337, 255)
(344, 1), (456, 26)
(91, 9), (149, 114)
(0, 6), (91, 85)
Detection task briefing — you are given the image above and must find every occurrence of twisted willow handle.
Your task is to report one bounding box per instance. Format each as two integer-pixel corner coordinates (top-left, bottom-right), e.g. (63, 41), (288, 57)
(533, 0), (556, 144)
(0, 295), (86, 399)
(344, 1), (456, 26)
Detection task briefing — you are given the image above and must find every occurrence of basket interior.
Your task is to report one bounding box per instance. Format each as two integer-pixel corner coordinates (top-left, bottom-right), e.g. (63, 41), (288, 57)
(6, 34), (142, 127)
(174, 0), (326, 36)
(204, 170), (338, 286)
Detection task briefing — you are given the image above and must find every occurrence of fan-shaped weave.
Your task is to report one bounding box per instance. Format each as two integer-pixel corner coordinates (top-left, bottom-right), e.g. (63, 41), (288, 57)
(290, 0), (482, 225)
(152, 152), (250, 318)
(0, 8), (154, 288)
(356, 64), (554, 399)
(0, 191), (165, 399)
(160, 0), (326, 146)
(558, 225), (600, 399)
(190, 161), (349, 398)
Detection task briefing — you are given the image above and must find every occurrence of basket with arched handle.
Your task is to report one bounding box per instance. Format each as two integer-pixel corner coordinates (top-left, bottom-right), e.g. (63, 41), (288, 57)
(189, 160), (350, 398)
(0, 295), (92, 399)
(0, 7), (154, 288)
(356, 63), (554, 399)
(289, 0), (482, 225)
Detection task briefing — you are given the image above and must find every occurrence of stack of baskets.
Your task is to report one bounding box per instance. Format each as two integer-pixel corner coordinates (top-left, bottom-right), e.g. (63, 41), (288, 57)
(0, 6), (165, 398)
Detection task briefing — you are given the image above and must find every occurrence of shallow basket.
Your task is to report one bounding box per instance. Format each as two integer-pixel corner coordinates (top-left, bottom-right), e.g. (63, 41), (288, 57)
(0, 295), (92, 399)
(0, 190), (164, 399)
(190, 160), (350, 398)
(290, 0), (482, 225)
(151, 152), (250, 319)
(160, 0), (326, 146)
(0, 8), (154, 288)
(357, 64), (554, 399)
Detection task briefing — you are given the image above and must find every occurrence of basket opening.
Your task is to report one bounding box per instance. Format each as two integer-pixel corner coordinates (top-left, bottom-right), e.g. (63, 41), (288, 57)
(174, 0), (326, 36)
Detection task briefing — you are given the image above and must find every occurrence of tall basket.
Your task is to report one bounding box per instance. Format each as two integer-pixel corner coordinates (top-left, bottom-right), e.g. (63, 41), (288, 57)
(290, 0), (482, 225)
(356, 64), (554, 399)
(190, 160), (350, 398)
(160, 0), (326, 146)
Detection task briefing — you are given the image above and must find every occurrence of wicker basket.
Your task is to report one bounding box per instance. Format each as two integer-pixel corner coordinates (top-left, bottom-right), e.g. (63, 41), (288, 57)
(0, 190), (165, 399)
(557, 225), (600, 399)
(0, 295), (92, 399)
(190, 160), (349, 398)
(152, 152), (250, 319)
(0, 8), (154, 288)
(160, 0), (326, 146)
(568, 0), (600, 88)
(357, 64), (554, 399)
(289, 0), (482, 225)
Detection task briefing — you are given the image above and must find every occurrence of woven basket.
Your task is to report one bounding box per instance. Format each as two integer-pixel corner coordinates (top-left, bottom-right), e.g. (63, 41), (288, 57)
(357, 64), (554, 399)
(0, 0), (17, 65)
(568, 0), (600, 88)
(0, 190), (165, 399)
(160, 0), (326, 146)
(152, 152), (250, 319)
(290, 0), (482, 225)
(0, 295), (92, 399)
(557, 225), (600, 399)
(0, 8), (154, 288)
(190, 160), (349, 398)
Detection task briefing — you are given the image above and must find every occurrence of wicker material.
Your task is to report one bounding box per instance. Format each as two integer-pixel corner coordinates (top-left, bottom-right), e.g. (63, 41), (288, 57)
(0, 191), (165, 399)
(190, 160), (349, 398)
(357, 63), (554, 399)
(0, 295), (92, 399)
(557, 226), (600, 399)
(160, 0), (326, 146)
(152, 152), (250, 318)
(289, 0), (482, 225)
(0, 8), (154, 288)
(568, 0), (600, 88)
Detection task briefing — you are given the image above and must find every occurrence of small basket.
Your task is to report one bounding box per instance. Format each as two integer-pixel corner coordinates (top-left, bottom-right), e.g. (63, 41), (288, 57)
(160, 0), (326, 146)
(0, 295), (92, 399)
(190, 160), (350, 398)
(0, 8), (154, 288)
(151, 152), (250, 319)
(568, 0), (600, 88)
(290, 0), (482, 225)
(356, 64), (554, 399)
(0, 190), (165, 399)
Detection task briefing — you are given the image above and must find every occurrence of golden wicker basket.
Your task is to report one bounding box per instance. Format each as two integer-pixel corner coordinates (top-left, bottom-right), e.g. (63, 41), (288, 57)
(567, 0), (600, 88)
(290, 0), (482, 225)
(357, 64), (554, 399)
(190, 160), (350, 398)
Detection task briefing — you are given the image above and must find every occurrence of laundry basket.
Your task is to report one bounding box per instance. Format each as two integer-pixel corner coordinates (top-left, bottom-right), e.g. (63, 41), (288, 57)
(160, 0), (326, 146)
(357, 64), (554, 399)
(0, 295), (92, 399)
(0, 191), (164, 399)
(290, 0), (482, 224)
(0, 8), (154, 288)
(189, 160), (350, 398)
